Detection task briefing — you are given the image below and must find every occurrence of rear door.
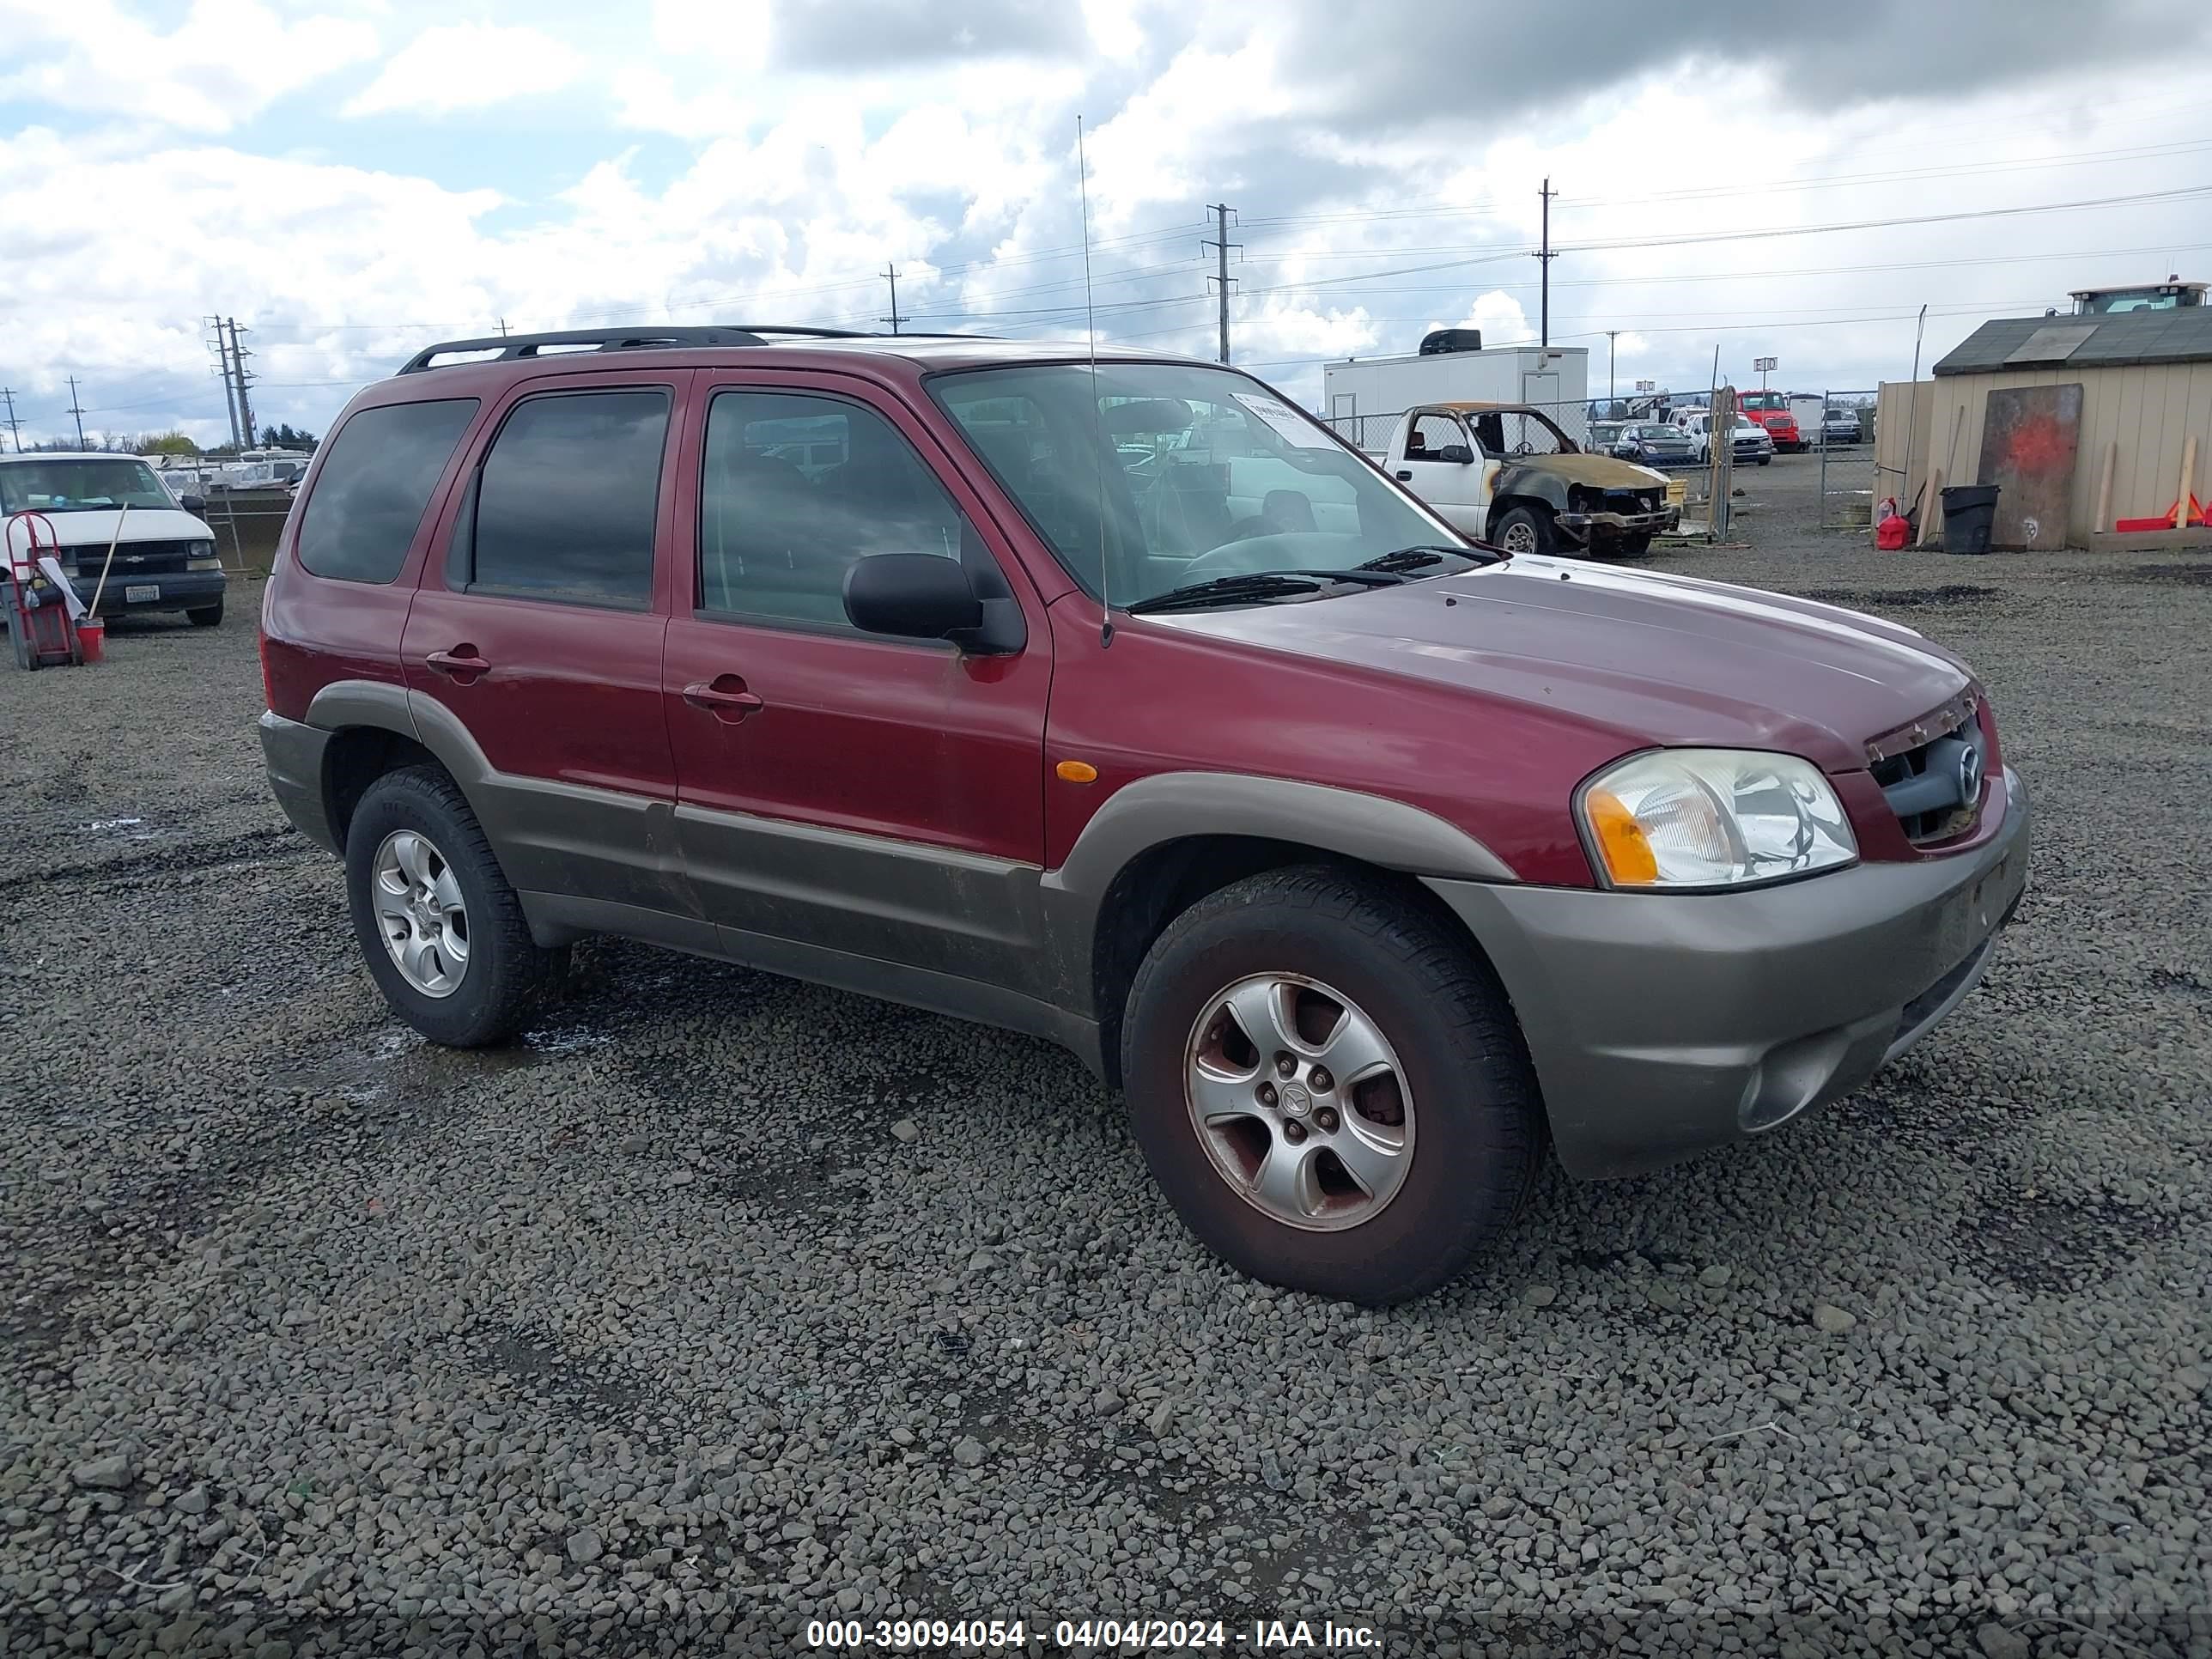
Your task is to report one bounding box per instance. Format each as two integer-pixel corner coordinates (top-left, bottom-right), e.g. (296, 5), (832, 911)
(402, 372), (693, 916)
(1393, 409), (1486, 535)
(661, 371), (1054, 991)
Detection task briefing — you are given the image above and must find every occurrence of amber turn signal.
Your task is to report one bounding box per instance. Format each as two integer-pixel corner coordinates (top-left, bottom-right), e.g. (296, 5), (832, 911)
(1583, 787), (1660, 885)
(1055, 759), (1099, 784)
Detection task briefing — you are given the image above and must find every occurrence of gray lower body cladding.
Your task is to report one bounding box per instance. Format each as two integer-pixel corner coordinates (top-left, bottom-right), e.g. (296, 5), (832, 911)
(1425, 772), (2030, 1179)
(259, 711), (340, 854)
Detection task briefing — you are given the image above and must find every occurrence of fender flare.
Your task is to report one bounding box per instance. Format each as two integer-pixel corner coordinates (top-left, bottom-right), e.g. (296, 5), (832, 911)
(1036, 770), (1516, 1018)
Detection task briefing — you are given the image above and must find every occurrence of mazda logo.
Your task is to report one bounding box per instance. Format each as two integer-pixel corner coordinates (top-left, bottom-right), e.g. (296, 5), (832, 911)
(1957, 744), (1984, 803)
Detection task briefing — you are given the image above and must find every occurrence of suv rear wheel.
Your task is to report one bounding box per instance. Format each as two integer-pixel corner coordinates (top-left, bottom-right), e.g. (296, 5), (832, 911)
(1121, 866), (1541, 1305)
(344, 765), (560, 1046)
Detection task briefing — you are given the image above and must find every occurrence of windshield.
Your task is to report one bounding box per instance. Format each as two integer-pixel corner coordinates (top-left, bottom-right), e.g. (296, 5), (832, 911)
(1628, 424), (1675, 441)
(0, 459), (175, 514)
(930, 362), (1462, 608)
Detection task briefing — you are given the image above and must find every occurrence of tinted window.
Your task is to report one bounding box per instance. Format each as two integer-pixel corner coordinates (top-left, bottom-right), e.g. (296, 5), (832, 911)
(699, 391), (963, 629)
(296, 399), (477, 584)
(471, 390), (668, 607)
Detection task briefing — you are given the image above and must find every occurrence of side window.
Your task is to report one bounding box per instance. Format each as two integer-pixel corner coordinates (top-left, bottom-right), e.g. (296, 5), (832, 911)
(1407, 413), (1462, 459)
(698, 390), (964, 630)
(297, 398), (477, 584)
(466, 390), (669, 608)
(1471, 412), (1507, 455)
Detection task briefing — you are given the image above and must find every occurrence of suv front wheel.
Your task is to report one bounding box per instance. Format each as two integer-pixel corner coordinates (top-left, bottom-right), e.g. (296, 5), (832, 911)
(344, 765), (560, 1046)
(1121, 866), (1542, 1305)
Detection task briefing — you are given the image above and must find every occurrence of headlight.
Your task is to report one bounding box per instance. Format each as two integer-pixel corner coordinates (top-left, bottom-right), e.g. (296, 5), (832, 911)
(1577, 748), (1856, 890)
(187, 540), (222, 572)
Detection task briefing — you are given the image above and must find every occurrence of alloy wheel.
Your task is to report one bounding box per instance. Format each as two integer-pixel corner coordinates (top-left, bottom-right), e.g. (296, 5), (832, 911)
(371, 829), (470, 997)
(1182, 973), (1416, 1231)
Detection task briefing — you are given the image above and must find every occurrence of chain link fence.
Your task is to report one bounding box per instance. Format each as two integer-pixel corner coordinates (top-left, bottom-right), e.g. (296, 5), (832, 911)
(1812, 388), (1881, 532)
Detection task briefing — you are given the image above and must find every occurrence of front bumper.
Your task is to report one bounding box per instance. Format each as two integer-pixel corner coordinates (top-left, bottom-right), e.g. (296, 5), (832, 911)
(1426, 770), (2030, 1179)
(68, 570), (226, 615)
(258, 709), (341, 855)
(1556, 506), (1680, 543)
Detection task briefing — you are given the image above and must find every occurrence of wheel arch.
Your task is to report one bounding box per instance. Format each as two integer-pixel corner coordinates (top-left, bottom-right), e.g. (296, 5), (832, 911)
(307, 680), (492, 853)
(1039, 774), (1518, 1088)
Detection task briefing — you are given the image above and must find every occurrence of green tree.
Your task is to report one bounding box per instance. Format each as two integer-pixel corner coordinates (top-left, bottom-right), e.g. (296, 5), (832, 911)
(138, 431), (201, 456)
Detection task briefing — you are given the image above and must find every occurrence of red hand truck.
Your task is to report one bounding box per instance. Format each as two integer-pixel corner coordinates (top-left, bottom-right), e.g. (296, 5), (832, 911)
(5, 511), (84, 670)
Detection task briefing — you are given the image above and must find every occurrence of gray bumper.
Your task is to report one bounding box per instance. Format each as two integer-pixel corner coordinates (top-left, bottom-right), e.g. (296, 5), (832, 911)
(1426, 771), (2030, 1179)
(258, 710), (340, 855)
(1556, 507), (1678, 542)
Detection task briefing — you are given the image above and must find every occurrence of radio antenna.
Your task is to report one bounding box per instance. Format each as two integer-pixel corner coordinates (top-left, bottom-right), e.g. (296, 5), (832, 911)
(1078, 114), (1112, 647)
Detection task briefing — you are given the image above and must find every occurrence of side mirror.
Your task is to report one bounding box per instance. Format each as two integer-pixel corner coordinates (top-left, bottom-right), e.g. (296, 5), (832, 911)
(1434, 442), (1474, 465)
(842, 553), (1023, 655)
(180, 494), (207, 514)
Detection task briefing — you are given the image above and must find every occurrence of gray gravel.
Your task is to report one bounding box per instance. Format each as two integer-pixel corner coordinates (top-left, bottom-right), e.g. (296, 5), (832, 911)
(2, 467), (2207, 1656)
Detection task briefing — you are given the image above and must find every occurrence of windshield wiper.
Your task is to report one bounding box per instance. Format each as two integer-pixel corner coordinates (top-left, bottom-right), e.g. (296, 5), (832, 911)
(1356, 544), (1508, 574)
(1125, 568), (1404, 615)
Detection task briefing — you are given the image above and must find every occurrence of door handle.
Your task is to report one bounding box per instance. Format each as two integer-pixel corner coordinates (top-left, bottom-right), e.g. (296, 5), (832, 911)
(425, 646), (490, 680)
(1394, 470), (1413, 482)
(684, 675), (765, 725)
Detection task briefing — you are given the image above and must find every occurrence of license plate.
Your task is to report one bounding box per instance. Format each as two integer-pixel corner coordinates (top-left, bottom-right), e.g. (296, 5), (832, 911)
(125, 584), (158, 603)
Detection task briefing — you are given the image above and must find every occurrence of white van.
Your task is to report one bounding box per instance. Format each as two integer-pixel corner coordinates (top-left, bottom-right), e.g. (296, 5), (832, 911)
(0, 453), (228, 625)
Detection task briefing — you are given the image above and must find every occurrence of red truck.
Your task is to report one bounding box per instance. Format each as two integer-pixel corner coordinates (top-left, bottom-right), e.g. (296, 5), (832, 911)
(258, 326), (2027, 1305)
(1736, 391), (1803, 453)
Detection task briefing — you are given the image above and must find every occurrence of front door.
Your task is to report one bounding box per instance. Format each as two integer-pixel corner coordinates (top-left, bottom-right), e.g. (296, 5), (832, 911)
(1395, 409), (1488, 536)
(402, 374), (690, 915)
(661, 374), (1054, 991)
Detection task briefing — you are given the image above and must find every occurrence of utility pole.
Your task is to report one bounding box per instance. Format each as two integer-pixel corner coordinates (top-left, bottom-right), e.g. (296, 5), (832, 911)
(1536, 178), (1559, 349)
(227, 318), (257, 446)
(0, 387), (22, 453)
(207, 317), (242, 449)
(1606, 331), (1618, 404)
(497, 317), (511, 337)
(879, 265), (908, 335)
(1203, 204), (1239, 365)
(65, 376), (88, 448)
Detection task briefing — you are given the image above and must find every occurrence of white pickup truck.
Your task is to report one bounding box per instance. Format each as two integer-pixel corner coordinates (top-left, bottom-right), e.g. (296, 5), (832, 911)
(1372, 402), (1677, 557)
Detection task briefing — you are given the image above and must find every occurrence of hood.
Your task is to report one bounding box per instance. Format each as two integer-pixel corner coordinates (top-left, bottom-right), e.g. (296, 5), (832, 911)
(3, 507), (210, 550)
(1146, 556), (1971, 773)
(1529, 453), (1667, 489)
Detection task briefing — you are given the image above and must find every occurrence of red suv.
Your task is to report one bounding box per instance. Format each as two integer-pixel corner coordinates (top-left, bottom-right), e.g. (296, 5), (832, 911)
(259, 326), (2028, 1304)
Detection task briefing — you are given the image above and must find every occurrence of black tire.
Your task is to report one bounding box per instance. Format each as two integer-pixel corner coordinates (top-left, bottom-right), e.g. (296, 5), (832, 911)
(344, 764), (560, 1047)
(1121, 866), (1543, 1306)
(1616, 533), (1655, 557)
(1490, 504), (1557, 558)
(187, 599), (224, 627)
(1756, 455), (1771, 466)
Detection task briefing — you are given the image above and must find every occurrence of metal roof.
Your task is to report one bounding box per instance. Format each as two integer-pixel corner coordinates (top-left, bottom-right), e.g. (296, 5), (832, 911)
(1934, 307), (2212, 375)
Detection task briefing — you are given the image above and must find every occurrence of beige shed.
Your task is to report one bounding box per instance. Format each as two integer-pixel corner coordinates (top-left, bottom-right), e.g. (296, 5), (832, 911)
(1873, 307), (2212, 550)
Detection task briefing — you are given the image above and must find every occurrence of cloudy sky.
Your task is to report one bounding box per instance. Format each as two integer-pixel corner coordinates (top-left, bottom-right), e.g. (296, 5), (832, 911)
(4, 0), (2211, 447)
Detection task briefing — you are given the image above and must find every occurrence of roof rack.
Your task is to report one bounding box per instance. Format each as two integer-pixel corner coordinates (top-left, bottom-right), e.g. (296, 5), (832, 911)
(396, 325), (888, 375)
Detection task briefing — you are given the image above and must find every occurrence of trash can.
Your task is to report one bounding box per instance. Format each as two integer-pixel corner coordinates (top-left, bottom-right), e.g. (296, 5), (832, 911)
(1940, 484), (2000, 555)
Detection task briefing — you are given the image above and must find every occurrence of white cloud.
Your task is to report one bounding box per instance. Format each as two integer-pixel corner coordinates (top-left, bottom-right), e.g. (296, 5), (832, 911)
(344, 23), (587, 118)
(0, 0), (378, 132)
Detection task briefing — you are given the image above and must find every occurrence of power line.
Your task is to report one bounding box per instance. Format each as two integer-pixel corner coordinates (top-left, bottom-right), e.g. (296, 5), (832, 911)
(0, 387), (21, 453)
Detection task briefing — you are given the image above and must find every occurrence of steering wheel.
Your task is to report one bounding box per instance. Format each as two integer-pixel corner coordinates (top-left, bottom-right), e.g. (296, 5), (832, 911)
(1510, 441), (1534, 457)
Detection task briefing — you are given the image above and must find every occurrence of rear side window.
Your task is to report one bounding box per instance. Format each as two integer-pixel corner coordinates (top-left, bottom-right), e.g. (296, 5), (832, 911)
(467, 390), (669, 608)
(296, 398), (477, 584)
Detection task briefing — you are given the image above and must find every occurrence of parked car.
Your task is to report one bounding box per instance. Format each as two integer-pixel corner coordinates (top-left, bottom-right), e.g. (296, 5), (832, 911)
(1589, 420), (1626, 452)
(1823, 406), (1864, 446)
(1607, 422), (1698, 469)
(0, 452), (227, 624)
(1382, 403), (1676, 556)
(258, 326), (2029, 1305)
(1735, 391), (1803, 453)
(1680, 410), (1773, 466)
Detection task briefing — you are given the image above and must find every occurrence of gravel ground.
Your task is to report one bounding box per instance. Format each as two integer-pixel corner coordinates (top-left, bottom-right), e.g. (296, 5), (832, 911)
(3, 459), (2207, 1658)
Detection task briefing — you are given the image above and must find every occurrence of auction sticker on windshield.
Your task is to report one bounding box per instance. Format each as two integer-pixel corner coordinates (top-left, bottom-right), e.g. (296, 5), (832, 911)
(1233, 392), (1334, 448)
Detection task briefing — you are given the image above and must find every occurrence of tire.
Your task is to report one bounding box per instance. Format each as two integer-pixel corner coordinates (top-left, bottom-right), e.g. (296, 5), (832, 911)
(1490, 504), (1556, 558)
(344, 764), (560, 1047)
(1121, 866), (1543, 1306)
(1617, 533), (1655, 557)
(1757, 455), (1771, 466)
(186, 599), (224, 627)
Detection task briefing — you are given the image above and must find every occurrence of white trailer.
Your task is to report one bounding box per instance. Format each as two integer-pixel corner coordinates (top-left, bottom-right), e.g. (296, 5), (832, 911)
(1322, 343), (1590, 452)
(1789, 393), (1826, 445)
